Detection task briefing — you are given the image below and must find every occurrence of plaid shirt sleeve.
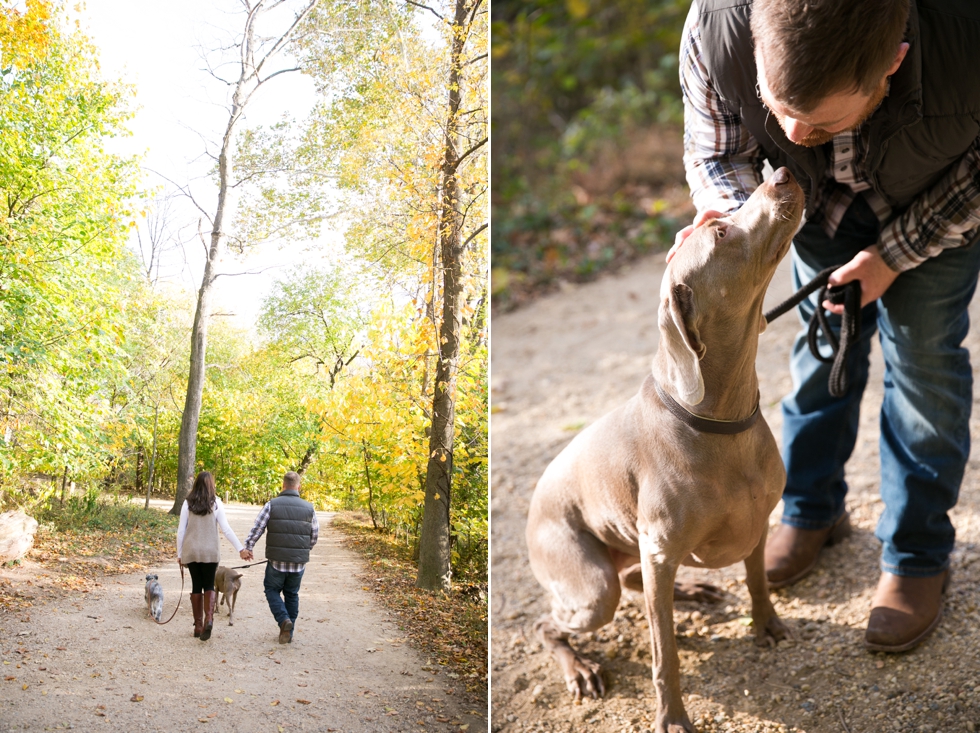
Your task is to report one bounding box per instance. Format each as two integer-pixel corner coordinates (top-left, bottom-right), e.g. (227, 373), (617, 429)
(310, 512), (319, 549)
(244, 502), (272, 551)
(878, 138), (980, 271)
(681, 0), (765, 216)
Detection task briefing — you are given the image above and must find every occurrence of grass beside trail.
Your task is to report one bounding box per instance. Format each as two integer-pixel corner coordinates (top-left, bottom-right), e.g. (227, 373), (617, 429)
(0, 500), (178, 612)
(331, 513), (488, 704)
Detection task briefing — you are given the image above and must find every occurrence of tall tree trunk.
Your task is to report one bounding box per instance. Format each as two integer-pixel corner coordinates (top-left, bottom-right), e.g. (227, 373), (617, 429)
(145, 404), (158, 510)
(169, 0), (319, 513)
(135, 444), (144, 496)
(362, 440), (378, 530)
(416, 0), (471, 591)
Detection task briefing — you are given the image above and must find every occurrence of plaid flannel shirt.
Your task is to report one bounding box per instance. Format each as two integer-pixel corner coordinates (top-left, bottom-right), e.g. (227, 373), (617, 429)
(681, 1), (980, 272)
(244, 501), (319, 573)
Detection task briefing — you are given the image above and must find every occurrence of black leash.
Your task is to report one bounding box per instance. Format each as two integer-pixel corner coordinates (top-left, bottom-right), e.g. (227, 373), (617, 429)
(764, 265), (862, 398)
(227, 559), (269, 570)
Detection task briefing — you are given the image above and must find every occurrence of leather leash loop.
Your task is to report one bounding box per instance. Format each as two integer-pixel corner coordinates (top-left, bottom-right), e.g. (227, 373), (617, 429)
(764, 266), (862, 399)
(152, 563), (184, 626)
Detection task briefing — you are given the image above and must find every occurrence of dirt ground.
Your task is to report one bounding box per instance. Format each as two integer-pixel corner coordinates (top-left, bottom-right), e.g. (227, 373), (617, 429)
(490, 252), (980, 733)
(0, 501), (487, 732)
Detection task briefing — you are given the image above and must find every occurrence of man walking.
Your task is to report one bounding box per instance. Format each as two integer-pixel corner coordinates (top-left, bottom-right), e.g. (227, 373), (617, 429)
(674, 0), (980, 651)
(242, 471), (319, 643)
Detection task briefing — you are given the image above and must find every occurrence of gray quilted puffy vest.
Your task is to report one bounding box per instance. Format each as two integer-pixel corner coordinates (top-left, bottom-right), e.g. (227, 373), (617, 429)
(265, 491), (315, 564)
(696, 0), (980, 219)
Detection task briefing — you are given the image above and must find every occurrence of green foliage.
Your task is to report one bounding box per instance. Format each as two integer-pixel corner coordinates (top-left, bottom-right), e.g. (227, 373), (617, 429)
(0, 0), (145, 488)
(492, 0), (692, 305)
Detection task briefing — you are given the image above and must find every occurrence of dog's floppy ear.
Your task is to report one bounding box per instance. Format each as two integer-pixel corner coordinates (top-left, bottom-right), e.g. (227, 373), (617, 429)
(659, 282), (706, 405)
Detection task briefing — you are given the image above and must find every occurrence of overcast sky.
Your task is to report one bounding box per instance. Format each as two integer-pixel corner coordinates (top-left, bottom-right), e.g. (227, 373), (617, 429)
(75, 0), (337, 331)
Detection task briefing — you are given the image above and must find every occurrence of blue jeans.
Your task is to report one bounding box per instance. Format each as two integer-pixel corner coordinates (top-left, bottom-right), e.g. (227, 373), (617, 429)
(781, 194), (980, 576)
(264, 564), (304, 634)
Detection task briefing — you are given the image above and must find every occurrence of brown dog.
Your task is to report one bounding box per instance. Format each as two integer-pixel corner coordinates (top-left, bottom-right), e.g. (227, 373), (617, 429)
(214, 566), (243, 626)
(525, 168), (805, 732)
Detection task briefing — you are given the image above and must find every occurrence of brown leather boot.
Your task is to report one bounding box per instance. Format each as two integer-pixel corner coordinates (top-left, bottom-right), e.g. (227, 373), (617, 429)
(190, 593), (204, 638)
(765, 511), (851, 588)
(865, 571), (949, 652)
(200, 590), (217, 641)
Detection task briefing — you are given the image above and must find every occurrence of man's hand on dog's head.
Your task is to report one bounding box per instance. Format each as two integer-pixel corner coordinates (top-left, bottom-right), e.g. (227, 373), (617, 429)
(668, 208), (727, 262)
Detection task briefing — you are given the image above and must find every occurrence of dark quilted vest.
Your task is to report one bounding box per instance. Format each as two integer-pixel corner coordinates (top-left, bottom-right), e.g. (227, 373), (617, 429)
(697, 0), (980, 218)
(265, 490), (315, 564)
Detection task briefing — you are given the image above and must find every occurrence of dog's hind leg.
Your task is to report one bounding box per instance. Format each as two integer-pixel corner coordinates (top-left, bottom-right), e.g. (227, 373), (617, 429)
(528, 520), (620, 701)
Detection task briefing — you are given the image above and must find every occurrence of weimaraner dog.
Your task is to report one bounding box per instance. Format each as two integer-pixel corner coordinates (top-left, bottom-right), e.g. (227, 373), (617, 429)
(526, 168), (805, 733)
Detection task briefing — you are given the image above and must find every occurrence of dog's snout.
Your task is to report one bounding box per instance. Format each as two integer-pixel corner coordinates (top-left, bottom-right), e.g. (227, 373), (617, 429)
(771, 167), (790, 185)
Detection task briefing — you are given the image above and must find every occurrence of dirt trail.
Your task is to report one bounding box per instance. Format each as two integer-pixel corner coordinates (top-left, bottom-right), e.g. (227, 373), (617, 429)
(491, 253), (980, 733)
(0, 501), (486, 732)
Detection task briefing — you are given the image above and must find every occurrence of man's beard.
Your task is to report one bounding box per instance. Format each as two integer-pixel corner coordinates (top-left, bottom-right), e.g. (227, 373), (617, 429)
(774, 79), (889, 147)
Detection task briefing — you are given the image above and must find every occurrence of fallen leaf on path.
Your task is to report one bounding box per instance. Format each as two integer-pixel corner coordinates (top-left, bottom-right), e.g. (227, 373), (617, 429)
(224, 697), (233, 703)
(297, 699), (311, 704)
(234, 689), (244, 693)
(130, 694), (143, 702)
(270, 699), (280, 706)
(55, 647), (66, 651)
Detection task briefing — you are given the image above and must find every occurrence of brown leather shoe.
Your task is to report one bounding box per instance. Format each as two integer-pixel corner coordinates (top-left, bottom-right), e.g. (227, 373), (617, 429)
(765, 511), (851, 589)
(865, 571), (949, 652)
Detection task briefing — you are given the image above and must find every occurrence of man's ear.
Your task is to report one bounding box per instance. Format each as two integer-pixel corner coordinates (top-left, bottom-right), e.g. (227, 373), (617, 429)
(658, 282), (705, 404)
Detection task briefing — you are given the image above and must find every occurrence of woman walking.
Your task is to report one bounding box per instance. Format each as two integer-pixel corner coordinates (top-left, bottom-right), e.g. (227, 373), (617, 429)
(176, 471), (247, 640)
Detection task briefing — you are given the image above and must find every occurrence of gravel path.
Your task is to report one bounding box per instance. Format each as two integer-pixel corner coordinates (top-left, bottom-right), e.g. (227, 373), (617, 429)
(0, 501), (486, 732)
(490, 252), (980, 733)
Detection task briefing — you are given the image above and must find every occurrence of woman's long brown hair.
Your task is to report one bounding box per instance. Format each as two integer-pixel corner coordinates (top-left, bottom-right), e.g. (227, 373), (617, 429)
(187, 471), (217, 516)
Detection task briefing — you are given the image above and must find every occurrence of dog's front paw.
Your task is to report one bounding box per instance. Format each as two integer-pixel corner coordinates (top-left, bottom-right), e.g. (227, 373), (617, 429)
(754, 613), (792, 647)
(562, 655), (605, 701)
(655, 712), (696, 733)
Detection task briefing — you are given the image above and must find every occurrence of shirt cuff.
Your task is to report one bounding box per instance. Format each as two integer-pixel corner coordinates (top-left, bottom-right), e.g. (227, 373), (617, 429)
(878, 217), (926, 273)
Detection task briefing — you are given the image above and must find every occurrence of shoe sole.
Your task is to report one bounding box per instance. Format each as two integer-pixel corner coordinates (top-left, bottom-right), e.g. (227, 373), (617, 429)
(768, 513), (852, 590)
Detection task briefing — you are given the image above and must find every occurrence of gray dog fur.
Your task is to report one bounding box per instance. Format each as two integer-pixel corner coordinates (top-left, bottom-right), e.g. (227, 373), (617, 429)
(144, 574), (164, 622)
(525, 169), (805, 733)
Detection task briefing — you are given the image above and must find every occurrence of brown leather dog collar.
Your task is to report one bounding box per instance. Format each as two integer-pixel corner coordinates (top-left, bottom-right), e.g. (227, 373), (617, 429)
(653, 379), (760, 435)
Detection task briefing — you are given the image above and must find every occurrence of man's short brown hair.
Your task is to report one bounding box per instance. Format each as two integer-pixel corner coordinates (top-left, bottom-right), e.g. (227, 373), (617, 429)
(751, 0), (910, 113)
(283, 471), (301, 490)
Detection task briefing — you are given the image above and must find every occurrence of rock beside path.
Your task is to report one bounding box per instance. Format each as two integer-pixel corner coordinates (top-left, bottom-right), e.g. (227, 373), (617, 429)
(0, 510), (38, 563)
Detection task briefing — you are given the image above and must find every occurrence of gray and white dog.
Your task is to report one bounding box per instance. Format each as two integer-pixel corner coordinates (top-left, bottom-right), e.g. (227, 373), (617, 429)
(144, 574), (164, 622)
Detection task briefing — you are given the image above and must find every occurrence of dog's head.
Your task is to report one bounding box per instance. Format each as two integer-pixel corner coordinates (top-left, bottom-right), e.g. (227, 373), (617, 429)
(658, 168), (804, 404)
(145, 574), (158, 583)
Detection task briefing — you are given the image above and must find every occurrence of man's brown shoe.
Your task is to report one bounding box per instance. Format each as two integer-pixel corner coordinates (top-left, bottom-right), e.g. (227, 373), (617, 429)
(865, 571), (949, 652)
(765, 512), (851, 589)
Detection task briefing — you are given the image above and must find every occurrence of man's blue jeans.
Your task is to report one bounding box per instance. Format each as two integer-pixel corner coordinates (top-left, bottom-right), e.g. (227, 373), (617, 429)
(264, 564), (304, 634)
(781, 194), (980, 576)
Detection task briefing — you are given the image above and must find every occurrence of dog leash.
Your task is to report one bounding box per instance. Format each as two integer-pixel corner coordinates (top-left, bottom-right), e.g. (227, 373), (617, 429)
(227, 559), (269, 570)
(764, 265), (862, 398)
(152, 563), (185, 626)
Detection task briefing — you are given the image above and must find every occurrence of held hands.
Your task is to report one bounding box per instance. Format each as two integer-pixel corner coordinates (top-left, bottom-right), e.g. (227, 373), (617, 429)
(667, 209), (727, 262)
(823, 245), (900, 314)
(239, 549), (253, 561)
